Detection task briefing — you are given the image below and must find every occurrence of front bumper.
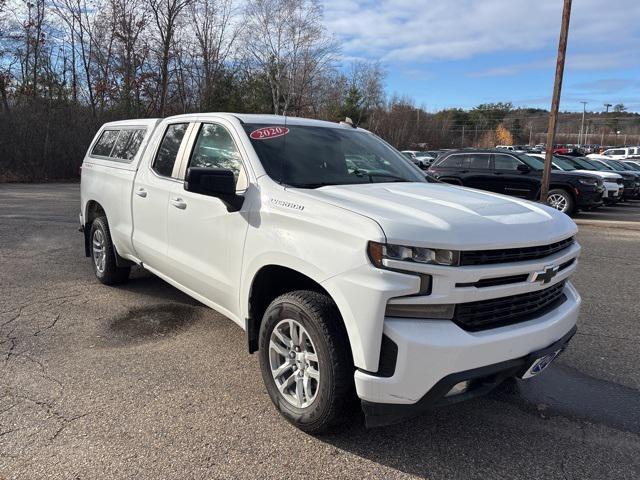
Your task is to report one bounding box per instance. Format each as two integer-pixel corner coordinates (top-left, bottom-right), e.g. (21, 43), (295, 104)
(354, 281), (580, 425)
(362, 324), (577, 427)
(576, 187), (604, 208)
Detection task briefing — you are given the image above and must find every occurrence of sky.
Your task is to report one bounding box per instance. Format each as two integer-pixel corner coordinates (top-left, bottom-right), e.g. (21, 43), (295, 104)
(322, 0), (640, 112)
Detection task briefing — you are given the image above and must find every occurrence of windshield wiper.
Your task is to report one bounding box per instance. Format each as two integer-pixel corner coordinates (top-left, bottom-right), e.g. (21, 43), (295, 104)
(364, 172), (410, 183)
(288, 182), (337, 189)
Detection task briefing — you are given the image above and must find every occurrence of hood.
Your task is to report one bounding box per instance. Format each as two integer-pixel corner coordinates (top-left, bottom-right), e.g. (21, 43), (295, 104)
(549, 170), (600, 181)
(297, 183), (577, 250)
(573, 170), (621, 180)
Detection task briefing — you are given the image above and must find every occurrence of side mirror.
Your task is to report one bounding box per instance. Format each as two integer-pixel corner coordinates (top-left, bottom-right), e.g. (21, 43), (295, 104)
(184, 167), (244, 212)
(517, 164), (531, 173)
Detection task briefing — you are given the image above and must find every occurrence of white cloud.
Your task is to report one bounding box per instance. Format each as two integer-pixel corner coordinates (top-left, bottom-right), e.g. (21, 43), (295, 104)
(322, 0), (640, 69)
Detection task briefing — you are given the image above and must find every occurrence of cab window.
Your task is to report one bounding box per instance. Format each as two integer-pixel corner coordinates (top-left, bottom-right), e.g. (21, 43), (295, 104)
(188, 123), (247, 190)
(152, 123), (189, 177)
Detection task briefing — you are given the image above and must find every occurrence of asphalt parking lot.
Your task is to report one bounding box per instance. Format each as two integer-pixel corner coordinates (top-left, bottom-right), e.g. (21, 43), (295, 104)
(1, 183), (639, 480)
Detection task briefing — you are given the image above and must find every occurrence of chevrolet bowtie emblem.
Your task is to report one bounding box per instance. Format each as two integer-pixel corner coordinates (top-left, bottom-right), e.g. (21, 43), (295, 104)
(531, 265), (560, 284)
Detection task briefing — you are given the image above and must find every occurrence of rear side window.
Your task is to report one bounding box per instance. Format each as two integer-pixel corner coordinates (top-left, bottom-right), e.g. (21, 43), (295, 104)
(468, 154), (491, 169)
(152, 123), (189, 177)
(111, 129), (146, 161)
(91, 130), (119, 157)
(438, 154), (467, 169)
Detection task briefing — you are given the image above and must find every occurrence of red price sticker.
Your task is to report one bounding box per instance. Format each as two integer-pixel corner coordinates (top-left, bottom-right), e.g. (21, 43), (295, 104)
(250, 126), (289, 140)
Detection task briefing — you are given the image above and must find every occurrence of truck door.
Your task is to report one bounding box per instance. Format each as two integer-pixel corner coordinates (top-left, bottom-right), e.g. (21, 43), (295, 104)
(166, 121), (251, 318)
(132, 122), (192, 271)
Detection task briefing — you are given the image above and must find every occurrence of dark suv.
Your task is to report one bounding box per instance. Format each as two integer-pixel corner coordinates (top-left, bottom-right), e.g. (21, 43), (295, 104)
(428, 149), (605, 215)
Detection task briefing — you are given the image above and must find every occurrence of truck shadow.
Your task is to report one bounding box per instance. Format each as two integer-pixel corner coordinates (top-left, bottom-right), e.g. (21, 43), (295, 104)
(118, 267), (203, 307)
(318, 364), (640, 479)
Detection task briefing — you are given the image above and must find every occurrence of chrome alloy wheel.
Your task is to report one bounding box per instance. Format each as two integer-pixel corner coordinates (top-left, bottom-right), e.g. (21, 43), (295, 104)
(269, 319), (320, 408)
(547, 193), (568, 213)
(92, 228), (106, 274)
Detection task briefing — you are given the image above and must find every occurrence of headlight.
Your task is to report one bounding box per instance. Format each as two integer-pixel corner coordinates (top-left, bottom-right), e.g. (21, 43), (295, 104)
(368, 241), (460, 267)
(578, 178), (598, 186)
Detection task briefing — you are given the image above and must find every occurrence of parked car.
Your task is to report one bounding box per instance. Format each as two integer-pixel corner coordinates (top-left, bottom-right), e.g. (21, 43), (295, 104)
(553, 145), (571, 155)
(428, 149), (604, 215)
(585, 158), (640, 200)
(401, 150), (435, 169)
(80, 114), (581, 432)
(623, 159), (640, 170)
(530, 154), (623, 205)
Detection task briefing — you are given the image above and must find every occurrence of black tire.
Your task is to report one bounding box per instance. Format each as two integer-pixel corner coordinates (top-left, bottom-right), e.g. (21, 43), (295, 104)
(258, 290), (354, 434)
(547, 188), (575, 215)
(89, 216), (131, 285)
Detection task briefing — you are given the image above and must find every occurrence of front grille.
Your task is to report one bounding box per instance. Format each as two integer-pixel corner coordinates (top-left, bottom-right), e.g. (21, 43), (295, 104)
(453, 281), (567, 331)
(457, 274), (529, 288)
(460, 237), (574, 266)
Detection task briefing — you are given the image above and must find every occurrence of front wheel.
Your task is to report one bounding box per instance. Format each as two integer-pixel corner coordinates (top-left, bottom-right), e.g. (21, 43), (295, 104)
(546, 189), (575, 215)
(258, 291), (354, 433)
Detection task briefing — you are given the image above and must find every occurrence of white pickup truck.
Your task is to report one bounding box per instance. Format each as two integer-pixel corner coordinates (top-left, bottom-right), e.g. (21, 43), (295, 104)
(80, 113), (581, 432)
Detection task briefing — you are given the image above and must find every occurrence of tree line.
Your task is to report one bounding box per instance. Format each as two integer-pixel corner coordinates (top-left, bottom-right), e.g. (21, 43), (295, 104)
(1, 0), (639, 181)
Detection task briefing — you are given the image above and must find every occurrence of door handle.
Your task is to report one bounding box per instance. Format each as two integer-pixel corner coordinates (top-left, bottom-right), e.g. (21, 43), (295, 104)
(135, 187), (147, 198)
(170, 198), (187, 210)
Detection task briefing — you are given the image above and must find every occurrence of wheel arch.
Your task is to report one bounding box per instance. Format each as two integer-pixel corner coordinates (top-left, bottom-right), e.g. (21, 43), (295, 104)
(83, 200), (107, 257)
(245, 264), (358, 363)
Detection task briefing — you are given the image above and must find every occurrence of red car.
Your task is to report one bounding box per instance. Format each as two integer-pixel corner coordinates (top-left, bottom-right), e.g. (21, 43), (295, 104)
(553, 145), (570, 155)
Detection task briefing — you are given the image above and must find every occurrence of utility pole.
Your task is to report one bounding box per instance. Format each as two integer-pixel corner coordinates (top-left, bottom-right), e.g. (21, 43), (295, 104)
(541, 0), (572, 203)
(461, 125), (465, 148)
(601, 103), (612, 147)
(579, 101), (587, 146)
(585, 124), (589, 145)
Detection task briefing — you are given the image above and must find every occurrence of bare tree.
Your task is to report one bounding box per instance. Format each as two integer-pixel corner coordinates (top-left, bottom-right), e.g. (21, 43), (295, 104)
(149, 0), (191, 116)
(188, 0), (238, 110)
(243, 0), (336, 115)
(110, 0), (148, 115)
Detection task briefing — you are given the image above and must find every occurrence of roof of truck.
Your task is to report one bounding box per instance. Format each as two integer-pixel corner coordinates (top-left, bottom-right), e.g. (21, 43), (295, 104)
(162, 112), (360, 130)
(101, 118), (160, 128)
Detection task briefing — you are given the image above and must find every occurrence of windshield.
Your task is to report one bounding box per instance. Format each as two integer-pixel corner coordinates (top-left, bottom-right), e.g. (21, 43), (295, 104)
(516, 154), (559, 171)
(243, 124), (425, 188)
(609, 160), (633, 171)
(552, 156), (577, 171)
(589, 160), (614, 171)
(570, 157), (597, 170)
(624, 162), (640, 171)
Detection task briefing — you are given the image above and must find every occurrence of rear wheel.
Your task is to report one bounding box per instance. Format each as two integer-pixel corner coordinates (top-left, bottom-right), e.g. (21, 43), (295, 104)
(258, 290), (354, 433)
(547, 189), (575, 215)
(89, 216), (130, 285)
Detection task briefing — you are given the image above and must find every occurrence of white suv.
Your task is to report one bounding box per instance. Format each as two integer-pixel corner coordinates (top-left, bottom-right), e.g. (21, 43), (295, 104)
(80, 114), (581, 431)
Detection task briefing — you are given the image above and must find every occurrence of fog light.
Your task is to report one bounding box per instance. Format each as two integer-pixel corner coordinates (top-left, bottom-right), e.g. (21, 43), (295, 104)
(445, 380), (470, 397)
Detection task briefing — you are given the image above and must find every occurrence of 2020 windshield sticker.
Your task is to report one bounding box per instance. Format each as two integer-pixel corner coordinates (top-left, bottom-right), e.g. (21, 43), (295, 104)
(250, 126), (289, 140)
